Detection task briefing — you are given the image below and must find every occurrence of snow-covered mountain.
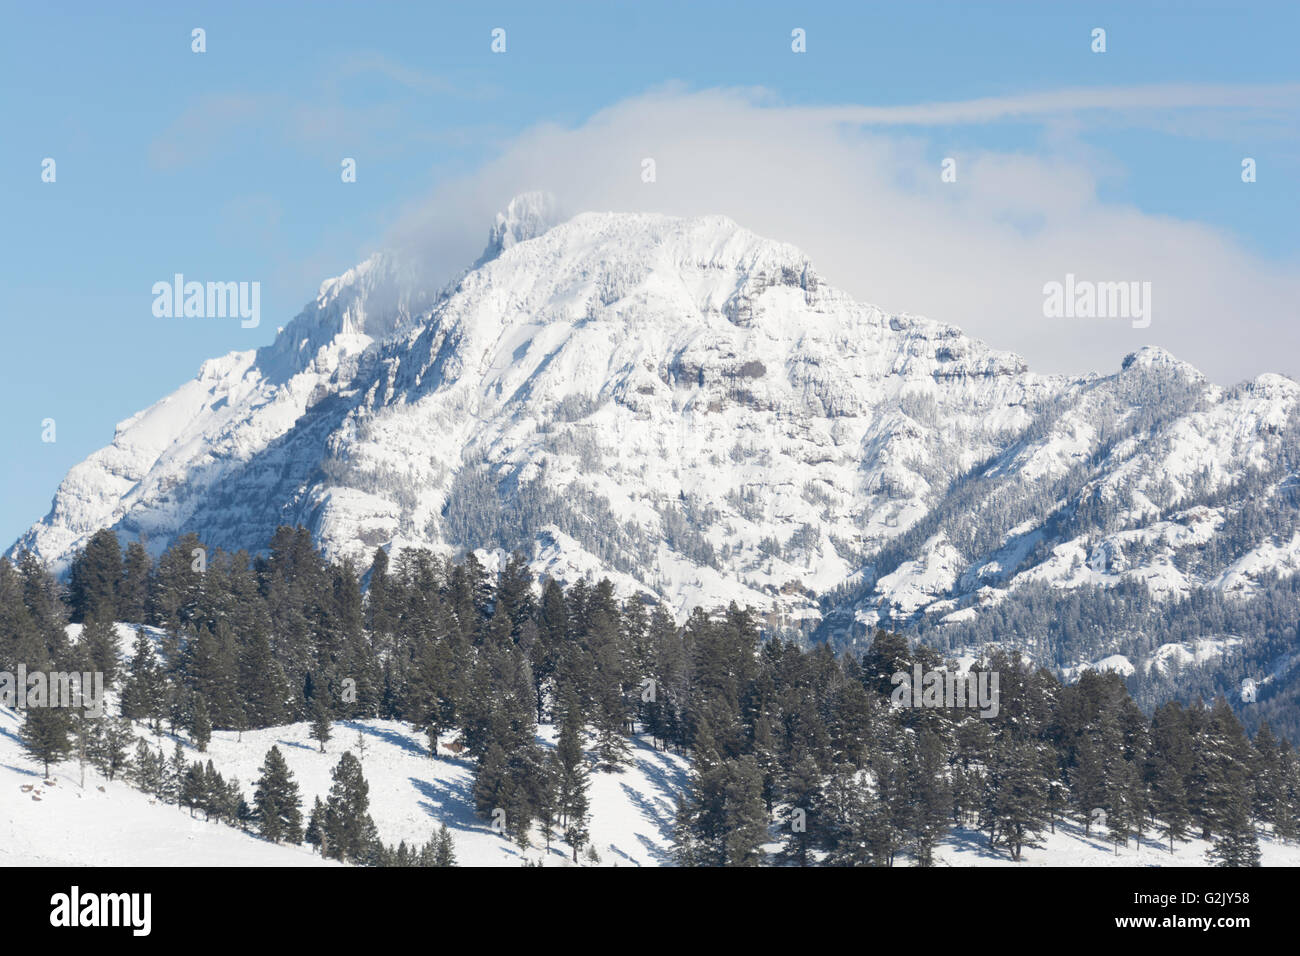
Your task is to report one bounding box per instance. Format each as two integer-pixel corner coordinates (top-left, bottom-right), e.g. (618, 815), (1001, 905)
(10, 195), (1300, 687)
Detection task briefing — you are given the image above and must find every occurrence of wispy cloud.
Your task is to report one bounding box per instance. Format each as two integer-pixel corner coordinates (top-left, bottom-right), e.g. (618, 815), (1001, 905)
(386, 85), (1300, 385)
(801, 83), (1300, 129)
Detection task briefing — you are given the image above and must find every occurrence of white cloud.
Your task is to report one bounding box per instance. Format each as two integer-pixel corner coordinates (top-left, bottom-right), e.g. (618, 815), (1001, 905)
(386, 86), (1300, 385)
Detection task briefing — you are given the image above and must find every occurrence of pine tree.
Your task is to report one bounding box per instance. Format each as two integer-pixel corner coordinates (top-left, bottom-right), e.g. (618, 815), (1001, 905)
(672, 792), (700, 866)
(473, 743), (509, 826)
(1206, 797), (1262, 867)
(118, 541), (151, 624)
(180, 762), (207, 816)
(120, 632), (166, 731)
(587, 598), (631, 770)
(982, 738), (1048, 862)
(253, 745), (303, 844)
(721, 755), (769, 866)
(21, 703), (72, 777)
(530, 578), (567, 723)
(433, 822), (457, 866)
(1071, 732), (1108, 837)
(190, 696), (213, 752)
(150, 533), (204, 632)
(68, 529), (121, 623)
(1273, 750), (1300, 844)
(778, 751), (821, 866)
(321, 751), (376, 863)
(811, 764), (877, 866)
(1148, 700), (1194, 851)
(1251, 721), (1284, 830)
(309, 697), (332, 753)
(1152, 758), (1191, 852)
(79, 617), (121, 688)
(1189, 697), (1254, 842)
(1105, 753), (1143, 854)
(185, 623), (241, 728)
(91, 717), (134, 781)
(306, 796), (326, 853)
(554, 697), (591, 861)
(167, 741), (188, 805)
(907, 729), (952, 866)
(71, 711), (98, 789)
(130, 739), (164, 794)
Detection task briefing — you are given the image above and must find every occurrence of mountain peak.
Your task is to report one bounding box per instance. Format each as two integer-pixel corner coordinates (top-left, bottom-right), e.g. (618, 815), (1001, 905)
(478, 191), (562, 264)
(1120, 345), (1198, 376)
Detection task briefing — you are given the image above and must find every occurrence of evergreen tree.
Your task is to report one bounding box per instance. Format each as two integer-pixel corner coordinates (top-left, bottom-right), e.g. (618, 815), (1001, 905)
(190, 696), (213, 752)
(306, 796), (326, 853)
(1189, 698), (1255, 842)
(253, 745), (303, 844)
(118, 541), (151, 624)
(907, 729), (952, 866)
(68, 529), (121, 623)
(79, 617), (121, 688)
(321, 751), (376, 863)
(777, 752), (821, 866)
(71, 711), (99, 788)
(1149, 701), (1194, 851)
(20, 701), (72, 777)
(237, 630), (289, 728)
(167, 741), (188, 806)
(1152, 758), (1191, 852)
(982, 738), (1049, 862)
(309, 698), (332, 753)
(130, 739), (164, 794)
(1251, 722), (1284, 829)
(180, 762), (207, 816)
(554, 697), (591, 861)
(721, 755), (769, 866)
(1206, 797), (1262, 867)
(810, 764), (877, 866)
(1273, 750), (1300, 844)
(120, 632), (166, 731)
(149, 532), (204, 632)
(91, 716), (134, 781)
(433, 822), (457, 866)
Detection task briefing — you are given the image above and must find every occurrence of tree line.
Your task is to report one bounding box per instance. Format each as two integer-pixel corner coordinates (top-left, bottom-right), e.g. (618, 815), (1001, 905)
(3, 525), (1296, 866)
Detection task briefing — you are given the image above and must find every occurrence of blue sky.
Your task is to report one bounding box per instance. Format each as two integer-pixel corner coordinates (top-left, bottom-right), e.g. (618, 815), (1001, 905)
(2, 0), (1297, 549)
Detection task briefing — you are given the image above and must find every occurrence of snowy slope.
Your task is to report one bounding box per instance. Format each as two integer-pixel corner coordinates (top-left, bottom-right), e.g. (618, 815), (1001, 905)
(0, 705), (335, 867)
(0, 704), (688, 867)
(8, 702), (1297, 867)
(934, 820), (1300, 867)
(132, 719), (688, 867)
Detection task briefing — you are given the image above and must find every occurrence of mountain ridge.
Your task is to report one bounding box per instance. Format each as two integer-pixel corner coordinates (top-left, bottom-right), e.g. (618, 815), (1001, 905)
(11, 198), (1300, 709)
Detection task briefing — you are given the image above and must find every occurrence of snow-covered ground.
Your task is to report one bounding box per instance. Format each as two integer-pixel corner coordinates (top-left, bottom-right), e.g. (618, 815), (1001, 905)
(7, 700), (1299, 866)
(0, 704), (334, 867)
(0, 700), (689, 867)
(128, 717), (689, 867)
(935, 820), (1300, 867)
